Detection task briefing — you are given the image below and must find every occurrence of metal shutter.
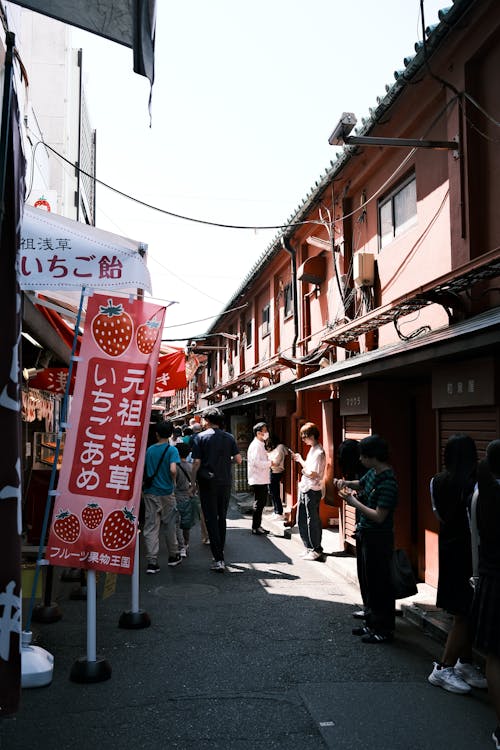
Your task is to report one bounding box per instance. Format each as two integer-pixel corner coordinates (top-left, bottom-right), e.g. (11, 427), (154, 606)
(438, 407), (499, 465)
(342, 415), (371, 547)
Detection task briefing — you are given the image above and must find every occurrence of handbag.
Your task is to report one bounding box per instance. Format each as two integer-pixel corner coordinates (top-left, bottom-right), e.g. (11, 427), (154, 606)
(178, 463), (193, 489)
(390, 548), (418, 599)
(468, 487), (479, 589)
(142, 445), (170, 490)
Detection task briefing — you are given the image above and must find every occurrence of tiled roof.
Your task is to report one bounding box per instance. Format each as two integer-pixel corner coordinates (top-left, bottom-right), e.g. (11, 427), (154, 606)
(206, 0), (474, 334)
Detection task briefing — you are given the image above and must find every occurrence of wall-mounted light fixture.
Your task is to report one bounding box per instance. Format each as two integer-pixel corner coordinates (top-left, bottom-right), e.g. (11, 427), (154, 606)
(22, 367), (43, 381)
(328, 112), (458, 154)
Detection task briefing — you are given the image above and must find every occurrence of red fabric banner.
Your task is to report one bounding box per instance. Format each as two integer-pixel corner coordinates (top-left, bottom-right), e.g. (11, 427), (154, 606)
(47, 294), (165, 574)
(29, 367), (76, 394)
(36, 302), (82, 354)
(154, 347), (186, 394)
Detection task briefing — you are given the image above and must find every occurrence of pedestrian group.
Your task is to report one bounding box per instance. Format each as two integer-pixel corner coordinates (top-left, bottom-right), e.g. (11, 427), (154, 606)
(141, 412), (500, 748)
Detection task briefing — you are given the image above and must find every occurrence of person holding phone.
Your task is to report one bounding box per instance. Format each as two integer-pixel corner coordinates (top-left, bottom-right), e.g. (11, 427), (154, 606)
(333, 434), (398, 644)
(292, 422), (326, 561)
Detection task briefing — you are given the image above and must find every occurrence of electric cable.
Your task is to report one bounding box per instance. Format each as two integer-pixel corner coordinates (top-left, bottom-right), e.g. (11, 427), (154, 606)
(162, 302), (248, 330)
(27, 136), (321, 232)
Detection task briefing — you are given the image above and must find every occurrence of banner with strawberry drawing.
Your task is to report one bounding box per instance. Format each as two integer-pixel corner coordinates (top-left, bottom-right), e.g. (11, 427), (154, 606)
(46, 293), (165, 574)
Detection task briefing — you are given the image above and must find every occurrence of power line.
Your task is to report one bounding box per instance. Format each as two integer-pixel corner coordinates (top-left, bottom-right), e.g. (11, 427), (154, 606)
(31, 137), (319, 232)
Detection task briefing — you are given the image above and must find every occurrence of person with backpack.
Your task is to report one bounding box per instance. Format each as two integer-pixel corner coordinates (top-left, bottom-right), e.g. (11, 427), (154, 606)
(174, 442), (196, 557)
(143, 420), (181, 573)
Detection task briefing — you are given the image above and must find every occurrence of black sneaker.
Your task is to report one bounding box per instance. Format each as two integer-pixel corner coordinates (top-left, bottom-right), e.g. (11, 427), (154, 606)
(167, 554), (182, 567)
(146, 562), (160, 574)
(352, 626), (371, 636)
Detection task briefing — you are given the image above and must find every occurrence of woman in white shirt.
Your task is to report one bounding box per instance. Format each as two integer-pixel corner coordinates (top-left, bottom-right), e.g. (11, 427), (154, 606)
(266, 434), (288, 518)
(292, 422), (326, 560)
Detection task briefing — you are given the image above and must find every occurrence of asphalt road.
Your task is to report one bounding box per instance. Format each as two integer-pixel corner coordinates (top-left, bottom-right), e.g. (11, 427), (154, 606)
(1, 503), (493, 749)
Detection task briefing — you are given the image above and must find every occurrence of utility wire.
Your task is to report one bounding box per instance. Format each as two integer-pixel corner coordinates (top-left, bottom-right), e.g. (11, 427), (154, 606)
(29, 137), (320, 232)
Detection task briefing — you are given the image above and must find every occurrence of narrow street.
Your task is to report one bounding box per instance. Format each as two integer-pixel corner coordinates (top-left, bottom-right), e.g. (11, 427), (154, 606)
(2, 503), (492, 750)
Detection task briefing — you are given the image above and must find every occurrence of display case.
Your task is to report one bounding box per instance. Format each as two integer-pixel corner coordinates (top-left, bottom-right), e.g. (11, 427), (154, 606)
(33, 432), (65, 471)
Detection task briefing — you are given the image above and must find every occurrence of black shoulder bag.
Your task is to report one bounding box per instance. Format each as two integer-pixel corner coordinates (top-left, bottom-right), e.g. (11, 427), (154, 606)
(143, 445), (170, 490)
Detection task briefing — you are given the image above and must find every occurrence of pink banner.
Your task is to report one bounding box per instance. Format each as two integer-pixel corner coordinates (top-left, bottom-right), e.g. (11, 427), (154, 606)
(47, 294), (165, 574)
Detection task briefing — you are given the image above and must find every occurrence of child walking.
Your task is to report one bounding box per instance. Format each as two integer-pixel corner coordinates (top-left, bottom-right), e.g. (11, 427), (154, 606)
(175, 442), (196, 556)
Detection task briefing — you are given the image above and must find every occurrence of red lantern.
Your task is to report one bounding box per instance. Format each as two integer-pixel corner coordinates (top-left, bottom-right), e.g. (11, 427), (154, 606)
(34, 196), (51, 212)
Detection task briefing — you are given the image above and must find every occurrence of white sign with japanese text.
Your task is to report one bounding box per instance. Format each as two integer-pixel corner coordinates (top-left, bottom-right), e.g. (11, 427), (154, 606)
(18, 205), (152, 293)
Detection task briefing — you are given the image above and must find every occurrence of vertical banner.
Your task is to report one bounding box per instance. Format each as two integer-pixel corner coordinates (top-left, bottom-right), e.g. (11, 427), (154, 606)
(0, 83), (25, 716)
(47, 294), (165, 575)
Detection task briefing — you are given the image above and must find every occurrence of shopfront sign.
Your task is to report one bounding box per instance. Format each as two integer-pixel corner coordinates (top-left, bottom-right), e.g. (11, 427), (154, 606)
(19, 205), (152, 293)
(339, 380), (368, 415)
(47, 293), (165, 574)
(432, 357), (495, 408)
(29, 367), (75, 395)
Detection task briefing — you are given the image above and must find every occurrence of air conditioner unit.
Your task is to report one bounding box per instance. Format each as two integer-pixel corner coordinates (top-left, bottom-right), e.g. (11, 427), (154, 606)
(353, 252), (375, 287)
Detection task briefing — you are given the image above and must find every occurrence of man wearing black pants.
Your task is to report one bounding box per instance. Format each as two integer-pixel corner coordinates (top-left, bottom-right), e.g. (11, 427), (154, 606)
(190, 407), (241, 572)
(247, 422), (271, 535)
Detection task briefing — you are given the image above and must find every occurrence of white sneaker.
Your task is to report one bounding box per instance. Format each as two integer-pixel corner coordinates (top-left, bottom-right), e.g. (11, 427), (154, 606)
(299, 549), (312, 558)
(179, 547), (187, 558)
(210, 560), (225, 572)
(454, 659), (488, 689)
(304, 550), (322, 561)
(428, 663), (471, 694)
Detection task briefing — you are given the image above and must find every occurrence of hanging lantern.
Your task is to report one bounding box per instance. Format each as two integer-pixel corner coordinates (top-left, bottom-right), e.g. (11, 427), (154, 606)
(33, 196), (51, 212)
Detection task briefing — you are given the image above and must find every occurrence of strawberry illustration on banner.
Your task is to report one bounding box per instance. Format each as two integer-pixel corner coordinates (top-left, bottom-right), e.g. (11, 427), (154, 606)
(47, 293), (166, 575)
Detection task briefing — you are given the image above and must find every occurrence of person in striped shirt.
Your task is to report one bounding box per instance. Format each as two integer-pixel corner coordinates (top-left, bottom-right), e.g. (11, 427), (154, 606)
(334, 435), (398, 644)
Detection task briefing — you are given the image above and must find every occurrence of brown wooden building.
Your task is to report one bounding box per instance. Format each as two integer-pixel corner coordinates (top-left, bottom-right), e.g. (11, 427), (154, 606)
(167, 0), (500, 587)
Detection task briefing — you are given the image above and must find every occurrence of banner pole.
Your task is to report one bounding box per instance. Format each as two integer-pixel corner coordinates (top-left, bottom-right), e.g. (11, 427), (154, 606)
(21, 286), (87, 690)
(87, 570), (96, 661)
(69, 568), (111, 683)
(24, 287), (87, 633)
(118, 530), (151, 629)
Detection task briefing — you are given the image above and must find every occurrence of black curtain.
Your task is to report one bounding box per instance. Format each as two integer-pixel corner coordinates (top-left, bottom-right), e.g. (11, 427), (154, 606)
(0, 85), (26, 716)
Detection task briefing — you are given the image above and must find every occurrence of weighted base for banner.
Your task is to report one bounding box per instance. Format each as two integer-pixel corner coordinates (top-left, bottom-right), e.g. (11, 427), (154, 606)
(31, 602), (62, 624)
(118, 609), (151, 629)
(69, 657), (111, 684)
(21, 631), (54, 688)
(69, 570), (111, 683)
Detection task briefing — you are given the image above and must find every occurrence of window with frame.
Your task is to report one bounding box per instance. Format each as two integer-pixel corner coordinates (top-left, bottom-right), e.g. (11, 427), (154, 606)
(284, 282), (294, 318)
(262, 303), (270, 337)
(245, 320), (252, 348)
(378, 175), (417, 249)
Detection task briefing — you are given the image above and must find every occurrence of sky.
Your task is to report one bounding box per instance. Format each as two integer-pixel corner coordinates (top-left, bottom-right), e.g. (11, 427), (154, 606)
(71, 0), (448, 345)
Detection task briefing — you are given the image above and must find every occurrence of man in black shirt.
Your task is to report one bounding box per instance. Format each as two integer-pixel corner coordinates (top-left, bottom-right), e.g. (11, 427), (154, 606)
(191, 407), (242, 572)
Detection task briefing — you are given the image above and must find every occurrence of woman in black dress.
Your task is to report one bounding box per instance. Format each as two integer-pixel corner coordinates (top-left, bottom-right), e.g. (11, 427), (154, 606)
(471, 440), (500, 748)
(428, 434), (486, 694)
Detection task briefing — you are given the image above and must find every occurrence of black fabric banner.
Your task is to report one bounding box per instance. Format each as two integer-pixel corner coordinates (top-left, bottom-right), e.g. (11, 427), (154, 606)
(0, 82), (26, 716)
